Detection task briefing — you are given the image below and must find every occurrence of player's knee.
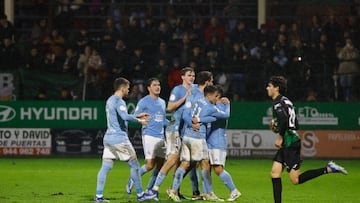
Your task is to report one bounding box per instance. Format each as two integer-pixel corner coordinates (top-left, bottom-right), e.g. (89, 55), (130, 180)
(181, 161), (191, 169)
(167, 156), (179, 166)
(213, 166), (223, 175)
(270, 169), (281, 178)
(146, 162), (155, 170)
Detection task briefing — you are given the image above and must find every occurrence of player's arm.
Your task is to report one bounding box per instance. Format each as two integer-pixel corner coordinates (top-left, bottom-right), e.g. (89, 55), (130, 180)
(167, 88), (191, 112)
(117, 103), (148, 125)
(133, 99), (150, 121)
(212, 103), (230, 119)
(192, 116), (217, 124)
(275, 105), (288, 137)
(182, 101), (193, 126)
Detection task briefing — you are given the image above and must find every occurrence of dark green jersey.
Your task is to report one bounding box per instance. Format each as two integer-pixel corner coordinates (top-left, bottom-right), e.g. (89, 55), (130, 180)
(272, 95), (300, 148)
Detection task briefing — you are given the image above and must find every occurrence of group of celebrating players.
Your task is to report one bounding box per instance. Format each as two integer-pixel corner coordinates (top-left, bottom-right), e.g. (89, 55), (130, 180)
(93, 68), (347, 203)
(94, 67), (241, 202)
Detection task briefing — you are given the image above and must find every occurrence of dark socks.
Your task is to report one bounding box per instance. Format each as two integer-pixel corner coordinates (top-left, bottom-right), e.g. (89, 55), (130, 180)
(272, 178), (282, 203)
(298, 167), (327, 184)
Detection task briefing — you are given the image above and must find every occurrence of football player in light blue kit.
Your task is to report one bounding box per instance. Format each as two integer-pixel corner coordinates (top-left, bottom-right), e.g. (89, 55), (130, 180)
(94, 77), (151, 202)
(207, 85), (241, 202)
(178, 70), (217, 200)
(168, 85), (230, 202)
(126, 78), (169, 195)
(146, 67), (197, 199)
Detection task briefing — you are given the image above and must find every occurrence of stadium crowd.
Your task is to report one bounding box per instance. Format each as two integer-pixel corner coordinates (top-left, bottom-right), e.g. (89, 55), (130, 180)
(0, 1), (360, 102)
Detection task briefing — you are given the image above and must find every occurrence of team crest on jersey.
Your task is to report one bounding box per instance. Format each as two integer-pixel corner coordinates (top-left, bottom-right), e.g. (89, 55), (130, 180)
(169, 94), (176, 101)
(185, 101), (191, 108)
(120, 105), (127, 111)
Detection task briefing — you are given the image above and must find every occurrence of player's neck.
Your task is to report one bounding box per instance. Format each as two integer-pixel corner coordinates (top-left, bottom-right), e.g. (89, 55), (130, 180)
(149, 93), (159, 99)
(182, 82), (191, 89)
(272, 92), (280, 100)
(114, 91), (123, 98)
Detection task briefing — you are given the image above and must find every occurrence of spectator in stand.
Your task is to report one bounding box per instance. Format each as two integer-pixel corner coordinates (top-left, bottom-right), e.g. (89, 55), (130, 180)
(153, 58), (170, 98)
(288, 22), (303, 47)
(204, 16), (226, 43)
(154, 20), (172, 44)
(272, 33), (289, 75)
(288, 38), (307, 100)
(142, 15), (157, 44)
(336, 38), (360, 101)
(253, 24), (273, 64)
(106, 38), (130, 79)
(323, 14), (342, 48)
(304, 15), (323, 49)
(128, 84), (143, 101)
(312, 33), (337, 101)
(343, 16), (360, 48)
(101, 18), (122, 50)
(226, 41), (248, 101)
(25, 46), (42, 70)
(128, 46), (149, 92)
(0, 37), (21, 70)
(34, 87), (48, 100)
(59, 87), (73, 100)
(41, 50), (60, 72)
(229, 21), (249, 45)
(54, 0), (74, 32)
(86, 48), (108, 100)
(30, 18), (49, 43)
(125, 16), (145, 50)
(153, 41), (173, 66)
(276, 23), (288, 40)
(42, 28), (65, 57)
(77, 45), (92, 78)
(189, 43), (205, 71)
(61, 47), (78, 74)
(205, 35), (225, 74)
(177, 32), (193, 67)
(74, 28), (91, 54)
(167, 58), (182, 90)
(189, 19), (205, 43)
(0, 13), (16, 43)
(168, 16), (184, 40)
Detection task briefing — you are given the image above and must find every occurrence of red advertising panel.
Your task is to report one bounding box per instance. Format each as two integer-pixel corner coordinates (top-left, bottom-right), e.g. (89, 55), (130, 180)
(299, 130), (360, 158)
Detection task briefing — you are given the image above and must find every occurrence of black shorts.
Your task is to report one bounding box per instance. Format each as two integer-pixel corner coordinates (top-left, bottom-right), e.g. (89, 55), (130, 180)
(273, 140), (302, 172)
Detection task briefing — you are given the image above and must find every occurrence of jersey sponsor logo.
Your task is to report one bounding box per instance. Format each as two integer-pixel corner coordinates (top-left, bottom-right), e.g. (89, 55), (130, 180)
(0, 105), (16, 122)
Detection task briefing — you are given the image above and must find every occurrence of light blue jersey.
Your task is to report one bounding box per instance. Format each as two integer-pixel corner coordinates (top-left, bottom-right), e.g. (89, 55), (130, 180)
(103, 95), (139, 145)
(166, 85), (190, 132)
(183, 97), (230, 139)
(207, 102), (229, 150)
(134, 95), (168, 138)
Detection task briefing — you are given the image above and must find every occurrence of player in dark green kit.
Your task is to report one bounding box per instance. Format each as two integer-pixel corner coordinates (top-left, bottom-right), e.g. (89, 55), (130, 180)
(266, 76), (347, 203)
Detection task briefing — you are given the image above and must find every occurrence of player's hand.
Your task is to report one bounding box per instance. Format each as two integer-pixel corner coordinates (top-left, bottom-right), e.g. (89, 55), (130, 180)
(269, 118), (279, 133)
(192, 123), (200, 131)
(138, 119), (148, 126)
(136, 112), (151, 121)
(274, 135), (283, 148)
(220, 97), (230, 104)
(192, 116), (199, 124)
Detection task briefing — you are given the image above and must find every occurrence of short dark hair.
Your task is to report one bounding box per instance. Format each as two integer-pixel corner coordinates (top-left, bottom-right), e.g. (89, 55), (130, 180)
(113, 77), (130, 91)
(180, 67), (194, 76)
(269, 76), (287, 94)
(214, 85), (223, 96)
(204, 85), (219, 96)
(196, 71), (213, 85)
(146, 77), (159, 87)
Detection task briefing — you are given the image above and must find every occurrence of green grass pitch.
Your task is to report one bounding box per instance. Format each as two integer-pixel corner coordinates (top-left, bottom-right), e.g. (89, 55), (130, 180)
(0, 158), (359, 203)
